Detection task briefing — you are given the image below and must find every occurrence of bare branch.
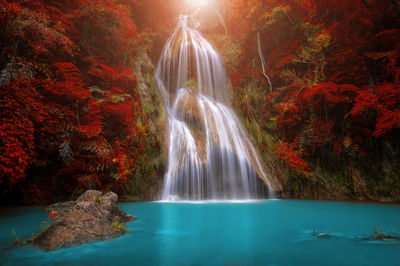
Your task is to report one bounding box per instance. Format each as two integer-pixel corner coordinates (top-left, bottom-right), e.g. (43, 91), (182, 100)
(257, 31), (272, 92)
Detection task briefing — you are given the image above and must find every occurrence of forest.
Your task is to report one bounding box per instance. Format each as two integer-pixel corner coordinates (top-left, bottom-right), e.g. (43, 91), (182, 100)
(1, 0), (399, 204)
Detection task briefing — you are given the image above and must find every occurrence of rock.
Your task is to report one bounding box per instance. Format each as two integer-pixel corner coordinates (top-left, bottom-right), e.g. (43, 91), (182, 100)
(379, 197), (394, 203)
(76, 189), (102, 202)
(32, 190), (136, 251)
(47, 200), (75, 213)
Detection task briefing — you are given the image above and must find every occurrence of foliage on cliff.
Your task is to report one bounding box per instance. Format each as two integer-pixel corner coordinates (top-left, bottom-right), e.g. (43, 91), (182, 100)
(1, 0), (399, 202)
(222, 0), (400, 200)
(0, 0), (163, 204)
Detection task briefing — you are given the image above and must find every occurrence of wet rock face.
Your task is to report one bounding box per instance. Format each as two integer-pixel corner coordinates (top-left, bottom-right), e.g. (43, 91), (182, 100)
(33, 190), (136, 251)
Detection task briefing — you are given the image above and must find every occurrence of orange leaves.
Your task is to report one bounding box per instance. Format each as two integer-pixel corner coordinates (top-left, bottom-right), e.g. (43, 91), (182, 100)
(343, 135), (352, 149)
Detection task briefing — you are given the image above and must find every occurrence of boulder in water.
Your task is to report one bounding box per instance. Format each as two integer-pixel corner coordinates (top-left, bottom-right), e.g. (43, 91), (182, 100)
(32, 190), (136, 251)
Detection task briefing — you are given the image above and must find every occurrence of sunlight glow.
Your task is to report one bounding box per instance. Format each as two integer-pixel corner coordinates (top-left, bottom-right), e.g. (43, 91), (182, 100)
(186, 0), (211, 8)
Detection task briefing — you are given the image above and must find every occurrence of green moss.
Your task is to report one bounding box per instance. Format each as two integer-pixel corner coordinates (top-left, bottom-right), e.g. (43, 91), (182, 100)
(112, 221), (128, 234)
(206, 34), (240, 72)
(97, 195), (103, 205)
(115, 52), (166, 201)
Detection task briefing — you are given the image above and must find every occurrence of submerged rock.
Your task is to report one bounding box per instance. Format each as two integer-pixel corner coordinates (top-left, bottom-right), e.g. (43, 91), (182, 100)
(32, 190), (136, 251)
(312, 230), (332, 239)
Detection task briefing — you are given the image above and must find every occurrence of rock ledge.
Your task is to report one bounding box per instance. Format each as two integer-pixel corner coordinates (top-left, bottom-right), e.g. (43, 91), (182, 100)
(32, 190), (136, 251)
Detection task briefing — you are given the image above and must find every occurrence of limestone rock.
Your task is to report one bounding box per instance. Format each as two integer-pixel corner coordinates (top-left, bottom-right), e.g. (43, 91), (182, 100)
(76, 189), (102, 202)
(32, 190), (136, 251)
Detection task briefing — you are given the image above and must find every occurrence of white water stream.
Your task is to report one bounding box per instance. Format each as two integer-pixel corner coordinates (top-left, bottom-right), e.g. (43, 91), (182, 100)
(155, 15), (273, 200)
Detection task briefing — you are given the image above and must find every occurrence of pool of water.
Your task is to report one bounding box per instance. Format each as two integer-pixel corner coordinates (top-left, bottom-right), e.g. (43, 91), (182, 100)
(1, 200), (400, 265)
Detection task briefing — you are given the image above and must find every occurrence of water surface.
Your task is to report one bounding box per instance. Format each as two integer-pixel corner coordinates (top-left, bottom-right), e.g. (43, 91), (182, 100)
(1, 200), (400, 265)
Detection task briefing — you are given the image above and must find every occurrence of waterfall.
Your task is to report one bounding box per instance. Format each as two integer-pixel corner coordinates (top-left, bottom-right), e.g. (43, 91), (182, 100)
(155, 15), (273, 201)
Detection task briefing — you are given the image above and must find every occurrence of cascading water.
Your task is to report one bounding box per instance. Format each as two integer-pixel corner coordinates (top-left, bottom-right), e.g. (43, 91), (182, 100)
(156, 15), (274, 201)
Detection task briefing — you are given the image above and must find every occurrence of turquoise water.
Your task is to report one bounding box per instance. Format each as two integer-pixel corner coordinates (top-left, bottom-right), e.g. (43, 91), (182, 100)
(1, 200), (400, 265)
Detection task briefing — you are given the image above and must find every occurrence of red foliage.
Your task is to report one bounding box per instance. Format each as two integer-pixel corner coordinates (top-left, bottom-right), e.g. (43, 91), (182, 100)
(0, 80), (45, 188)
(0, 0), (152, 202)
(273, 142), (310, 175)
(374, 109), (400, 138)
(48, 210), (59, 219)
(349, 82), (400, 137)
(225, 0), (400, 175)
(350, 90), (379, 117)
(0, 0), (399, 198)
(302, 82), (359, 106)
(53, 62), (90, 101)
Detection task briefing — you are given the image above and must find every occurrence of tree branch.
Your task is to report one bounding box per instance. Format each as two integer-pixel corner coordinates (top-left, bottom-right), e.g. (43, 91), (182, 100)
(257, 31), (272, 92)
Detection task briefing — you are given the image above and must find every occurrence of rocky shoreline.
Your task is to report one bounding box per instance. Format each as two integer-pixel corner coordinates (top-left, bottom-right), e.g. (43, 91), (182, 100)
(31, 190), (136, 251)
